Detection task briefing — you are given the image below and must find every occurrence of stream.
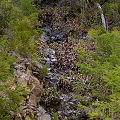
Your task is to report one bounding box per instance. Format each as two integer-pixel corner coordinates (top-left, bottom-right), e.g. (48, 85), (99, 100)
(35, 1), (89, 119)
(37, 25), (80, 120)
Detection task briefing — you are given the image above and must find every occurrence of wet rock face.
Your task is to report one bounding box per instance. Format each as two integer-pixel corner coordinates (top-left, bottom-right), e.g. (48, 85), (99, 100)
(38, 28), (80, 120)
(39, 12), (68, 43)
(48, 31), (68, 43)
(36, 1), (89, 119)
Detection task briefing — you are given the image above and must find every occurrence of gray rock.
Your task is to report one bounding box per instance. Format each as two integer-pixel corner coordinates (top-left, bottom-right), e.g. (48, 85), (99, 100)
(40, 114), (51, 120)
(37, 106), (51, 120)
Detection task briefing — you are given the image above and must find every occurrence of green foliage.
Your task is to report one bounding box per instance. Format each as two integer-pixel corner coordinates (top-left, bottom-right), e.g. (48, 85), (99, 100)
(102, 2), (119, 27)
(9, 17), (38, 58)
(95, 30), (120, 62)
(0, 0), (12, 35)
(88, 98), (120, 120)
(53, 112), (59, 120)
(102, 1), (120, 29)
(75, 29), (120, 119)
(0, 37), (17, 82)
(10, 6), (23, 23)
(103, 65), (120, 99)
(39, 64), (48, 79)
(0, 0), (41, 119)
(0, 84), (27, 120)
(88, 27), (105, 40)
(20, 0), (37, 16)
(0, 60), (11, 82)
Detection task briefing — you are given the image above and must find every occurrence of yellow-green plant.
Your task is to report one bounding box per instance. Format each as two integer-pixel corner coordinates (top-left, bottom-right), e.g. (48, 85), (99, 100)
(53, 112), (59, 120)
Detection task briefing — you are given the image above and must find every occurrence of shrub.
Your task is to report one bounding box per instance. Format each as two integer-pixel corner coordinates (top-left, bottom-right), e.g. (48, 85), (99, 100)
(0, 0), (12, 35)
(20, 0), (37, 16)
(9, 17), (38, 58)
(75, 29), (120, 119)
(0, 0), (41, 119)
(88, 27), (105, 40)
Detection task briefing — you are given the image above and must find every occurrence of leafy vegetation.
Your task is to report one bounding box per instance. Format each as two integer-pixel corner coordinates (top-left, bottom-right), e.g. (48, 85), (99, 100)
(0, 0), (41, 119)
(53, 112), (59, 120)
(74, 30), (120, 120)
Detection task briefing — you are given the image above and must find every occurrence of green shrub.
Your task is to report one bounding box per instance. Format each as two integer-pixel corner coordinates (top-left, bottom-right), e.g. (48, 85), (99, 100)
(88, 99), (120, 120)
(53, 112), (59, 120)
(20, 0), (37, 16)
(0, 0), (12, 35)
(88, 27), (105, 40)
(39, 64), (48, 79)
(0, 84), (27, 120)
(9, 17), (38, 58)
(95, 30), (120, 60)
(75, 29), (120, 119)
(0, 0), (41, 119)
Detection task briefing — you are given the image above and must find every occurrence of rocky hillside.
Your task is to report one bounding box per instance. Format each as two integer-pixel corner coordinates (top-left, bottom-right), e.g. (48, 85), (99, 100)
(0, 0), (120, 120)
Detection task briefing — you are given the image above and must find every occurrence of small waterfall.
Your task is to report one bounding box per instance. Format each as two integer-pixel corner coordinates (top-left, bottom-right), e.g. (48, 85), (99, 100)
(96, 3), (107, 31)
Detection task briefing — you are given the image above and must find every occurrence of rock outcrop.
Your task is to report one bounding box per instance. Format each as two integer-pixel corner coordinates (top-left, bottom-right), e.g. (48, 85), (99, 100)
(14, 59), (51, 120)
